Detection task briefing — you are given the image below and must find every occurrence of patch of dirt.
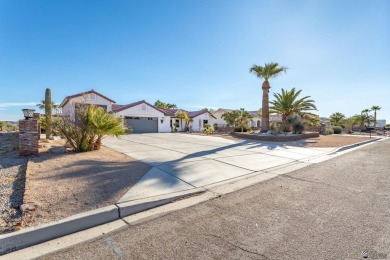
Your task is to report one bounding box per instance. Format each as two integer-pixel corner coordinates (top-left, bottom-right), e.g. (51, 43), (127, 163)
(294, 135), (373, 147)
(198, 133), (373, 148)
(25, 146), (151, 228)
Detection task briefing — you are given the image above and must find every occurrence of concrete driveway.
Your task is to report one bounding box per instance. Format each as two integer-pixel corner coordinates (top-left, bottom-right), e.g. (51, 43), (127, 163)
(103, 133), (334, 203)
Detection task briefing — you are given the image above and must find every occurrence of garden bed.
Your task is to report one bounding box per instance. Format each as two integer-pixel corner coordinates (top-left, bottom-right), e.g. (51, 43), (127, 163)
(231, 132), (319, 142)
(22, 146), (151, 228)
(0, 151), (28, 234)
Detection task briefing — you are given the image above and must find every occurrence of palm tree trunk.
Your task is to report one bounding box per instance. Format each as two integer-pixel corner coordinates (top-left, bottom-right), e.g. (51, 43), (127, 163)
(261, 80), (270, 132)
(374, 110), (377, 128)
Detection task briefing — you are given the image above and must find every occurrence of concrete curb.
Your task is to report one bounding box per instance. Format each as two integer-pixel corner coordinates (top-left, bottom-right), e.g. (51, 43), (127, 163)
(0, 205), (118, 255)
(117, 188), (206, 218)
(330, 137), (384, 154)
(0, 187), (207, 256)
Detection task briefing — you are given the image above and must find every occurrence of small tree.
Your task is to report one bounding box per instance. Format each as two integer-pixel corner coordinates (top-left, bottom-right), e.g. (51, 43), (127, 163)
(236, 108), (253, 132)
(45, 88), (52, 139)
(176, 110), (192, 131)
(222, 109), (253, 132)
(222, 110), (240, 128)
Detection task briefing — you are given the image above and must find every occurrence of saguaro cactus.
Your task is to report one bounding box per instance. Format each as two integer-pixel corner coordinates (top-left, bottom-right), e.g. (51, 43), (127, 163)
(45, 88), (52, 139)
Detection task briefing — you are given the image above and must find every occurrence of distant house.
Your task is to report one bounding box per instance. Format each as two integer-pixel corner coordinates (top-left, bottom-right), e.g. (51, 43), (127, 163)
(59, 90), (216, 133)
(213, 108), (282, 128)
(375, 119), (386, 128)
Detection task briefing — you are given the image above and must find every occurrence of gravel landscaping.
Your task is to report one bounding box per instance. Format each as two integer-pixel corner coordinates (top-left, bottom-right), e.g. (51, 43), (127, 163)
(24, 146), (151, 228)
(0, 151), (28, 234)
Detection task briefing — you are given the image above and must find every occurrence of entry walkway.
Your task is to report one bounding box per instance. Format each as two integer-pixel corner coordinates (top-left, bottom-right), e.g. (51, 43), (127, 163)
(103, 133), (334, 203)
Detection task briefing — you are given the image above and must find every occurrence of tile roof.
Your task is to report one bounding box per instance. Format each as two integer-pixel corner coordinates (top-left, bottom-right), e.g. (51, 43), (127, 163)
(60, 89), (116, 107)
(112, 100), (153, 112)
(188, 110), (216, 119)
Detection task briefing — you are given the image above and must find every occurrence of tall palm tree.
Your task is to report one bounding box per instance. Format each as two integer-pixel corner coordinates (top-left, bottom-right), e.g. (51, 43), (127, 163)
(329, 112), (346, 126)
(371, 105), (381, 128)
(362, 108), (370, 116)
(250, 63), (287, 132)
(269, 88), (317, 124)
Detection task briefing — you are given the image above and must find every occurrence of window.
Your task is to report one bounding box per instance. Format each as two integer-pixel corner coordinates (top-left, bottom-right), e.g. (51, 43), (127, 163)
(96, 105), (107, 111)
(89, 93), (96, 100)
(141, 104), (147, 111)
(203, 120), (208, 125)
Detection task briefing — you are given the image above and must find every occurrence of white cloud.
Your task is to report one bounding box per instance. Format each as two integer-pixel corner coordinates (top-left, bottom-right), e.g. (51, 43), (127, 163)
(0, 102), (38, 109)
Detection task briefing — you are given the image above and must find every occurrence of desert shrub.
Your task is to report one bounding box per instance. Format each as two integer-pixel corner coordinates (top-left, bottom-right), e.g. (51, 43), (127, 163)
(270, 122), (281, 134)
(286, 115), (305, 134)
(332, 126), (343, 134)
(203, 124), (214, 135)
(327, 128), (334, 135)
(54, 105), (127, 152)
(234, 125), (251, 132)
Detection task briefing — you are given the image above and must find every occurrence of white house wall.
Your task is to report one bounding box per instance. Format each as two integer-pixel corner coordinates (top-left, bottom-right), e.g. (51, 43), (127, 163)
(114, 103), (171, 133)
(213, 111), (228, 125)
(62, 95), (114, 119)
(191, 113), (216, 132)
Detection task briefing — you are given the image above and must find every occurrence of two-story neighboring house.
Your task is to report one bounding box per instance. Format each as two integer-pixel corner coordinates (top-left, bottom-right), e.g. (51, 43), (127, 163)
(59, 89), (116, 120)
(59, 90), (216, 133)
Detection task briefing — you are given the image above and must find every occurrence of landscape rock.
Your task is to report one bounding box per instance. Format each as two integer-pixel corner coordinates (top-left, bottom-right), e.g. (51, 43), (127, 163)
(48, 147), (66, 154)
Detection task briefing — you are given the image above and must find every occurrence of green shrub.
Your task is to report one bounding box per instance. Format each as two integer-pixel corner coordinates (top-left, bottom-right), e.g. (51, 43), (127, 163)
(327, 128), (334, 135)
(286, 115), (305, 134)
(234, 125), (251, 132)
(54, 105), (127, 152)
(203, 124), (214, 135)
(332, 126), (343, 134)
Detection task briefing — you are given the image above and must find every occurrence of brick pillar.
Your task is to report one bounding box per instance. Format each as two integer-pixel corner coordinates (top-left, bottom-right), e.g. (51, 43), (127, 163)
(33, 113), (41, 140)
(19, 119), (39, 156)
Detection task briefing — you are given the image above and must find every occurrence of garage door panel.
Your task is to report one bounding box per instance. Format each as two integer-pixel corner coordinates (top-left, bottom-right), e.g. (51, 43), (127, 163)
(125, 117), (158, 133)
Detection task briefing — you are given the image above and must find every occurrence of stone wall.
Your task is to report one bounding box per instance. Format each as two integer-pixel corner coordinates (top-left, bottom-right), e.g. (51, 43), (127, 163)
(0, 132), (19, 154)
(231, 132), (320, 142)
(19, 119), (39, 156)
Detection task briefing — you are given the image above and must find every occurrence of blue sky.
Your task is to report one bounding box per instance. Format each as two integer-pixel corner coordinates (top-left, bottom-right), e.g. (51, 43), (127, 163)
(1, 0), (389, 122)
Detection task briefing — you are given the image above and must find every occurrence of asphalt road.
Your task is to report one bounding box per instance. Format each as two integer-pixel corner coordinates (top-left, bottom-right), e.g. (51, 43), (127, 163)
(41, 139), (390, 260)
